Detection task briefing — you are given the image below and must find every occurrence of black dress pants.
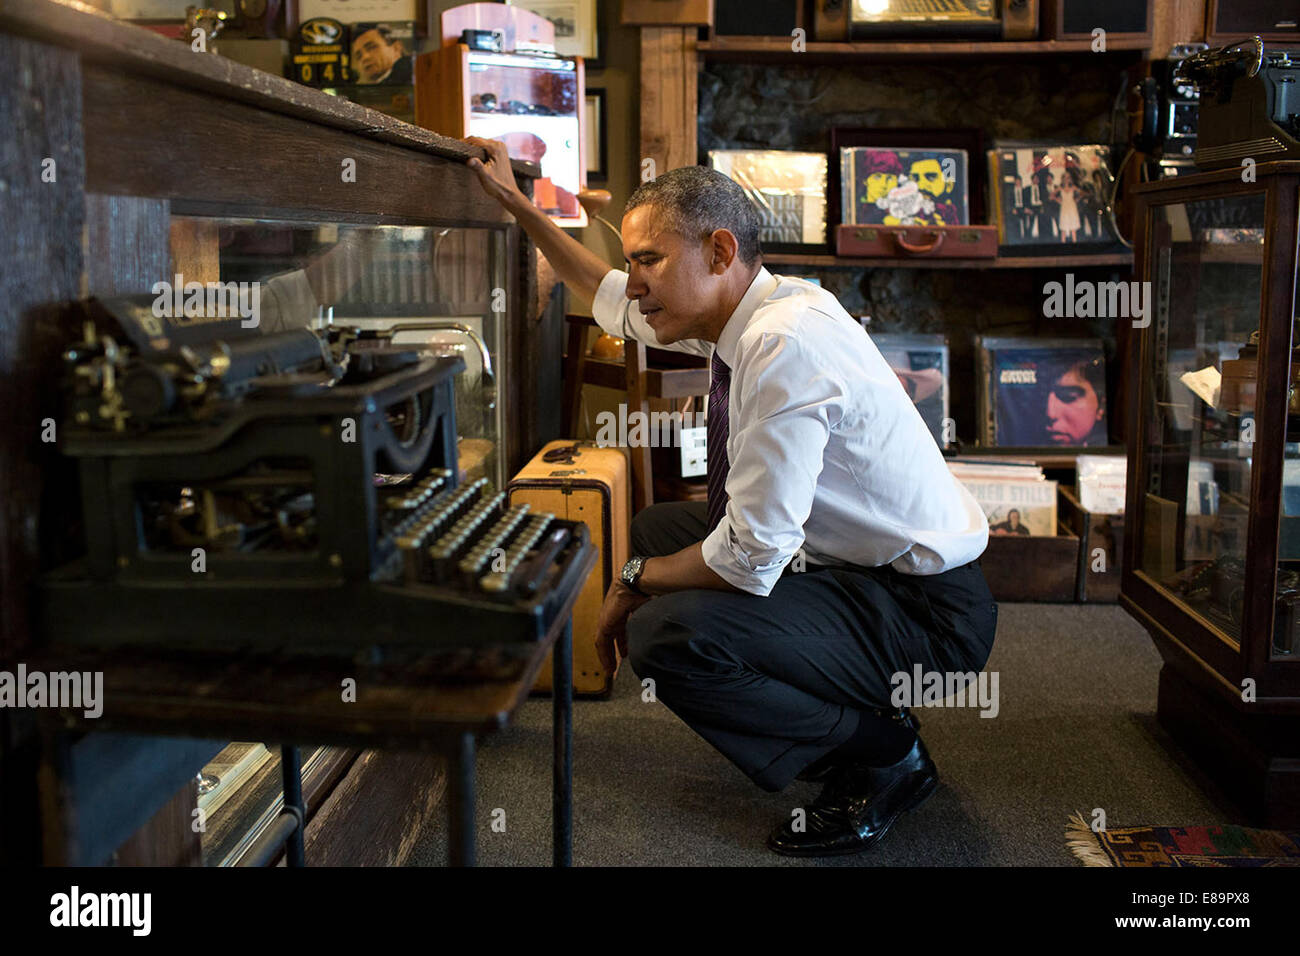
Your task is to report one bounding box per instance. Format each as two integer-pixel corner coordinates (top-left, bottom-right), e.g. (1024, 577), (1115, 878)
(625, 502), (998, 792)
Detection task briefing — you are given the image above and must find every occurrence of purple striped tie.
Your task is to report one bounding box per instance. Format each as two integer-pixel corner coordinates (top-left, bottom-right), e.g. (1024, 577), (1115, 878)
(706, 351), (731, 533)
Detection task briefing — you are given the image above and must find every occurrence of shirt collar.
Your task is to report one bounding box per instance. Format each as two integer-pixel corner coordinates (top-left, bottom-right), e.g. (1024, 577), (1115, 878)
(714, 266), (779, 369)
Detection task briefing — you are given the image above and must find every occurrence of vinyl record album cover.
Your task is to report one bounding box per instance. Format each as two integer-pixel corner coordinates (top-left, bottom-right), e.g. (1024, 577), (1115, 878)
(349, 22), (415, 85)
(988, 142), (1116, 247)
(707, 150), (828, 246)
(841, 147), (969, 226)
(872, 333), (949, 446)
(979, 337), (1108, 447)
(954, 474), (1059, 537)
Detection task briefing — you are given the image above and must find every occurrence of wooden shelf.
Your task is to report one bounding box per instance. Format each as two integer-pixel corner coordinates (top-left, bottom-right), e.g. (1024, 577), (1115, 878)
(698, 37), (1152, 61)
(762, 252), (1134, 270)
(956, 446), (1127, 470)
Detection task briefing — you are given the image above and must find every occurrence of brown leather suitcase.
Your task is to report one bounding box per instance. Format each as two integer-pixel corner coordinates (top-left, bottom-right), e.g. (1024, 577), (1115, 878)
(508, 440), (630, 697)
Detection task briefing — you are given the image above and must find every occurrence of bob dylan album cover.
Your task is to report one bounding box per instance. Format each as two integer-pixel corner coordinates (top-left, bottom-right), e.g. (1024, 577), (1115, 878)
(842, 147), (969, 227)
(990, 341), (1108, 447)
(872, 334), (949, 446)
(991, 143), (1115, 246)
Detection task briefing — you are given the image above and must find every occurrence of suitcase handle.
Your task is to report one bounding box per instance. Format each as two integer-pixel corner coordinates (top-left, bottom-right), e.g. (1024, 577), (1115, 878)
(894, 231), (945, 255)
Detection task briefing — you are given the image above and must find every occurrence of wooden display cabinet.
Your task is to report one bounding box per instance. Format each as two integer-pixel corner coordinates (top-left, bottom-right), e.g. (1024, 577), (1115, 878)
(1124, 161), (1300, 825)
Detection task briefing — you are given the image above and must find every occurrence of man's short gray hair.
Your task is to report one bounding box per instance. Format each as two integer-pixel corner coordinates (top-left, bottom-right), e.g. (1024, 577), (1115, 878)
(624, 166), (762, 267)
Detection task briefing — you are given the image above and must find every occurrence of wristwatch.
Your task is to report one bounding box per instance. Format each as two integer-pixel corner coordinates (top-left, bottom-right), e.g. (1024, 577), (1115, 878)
(620, 556), (649, 595)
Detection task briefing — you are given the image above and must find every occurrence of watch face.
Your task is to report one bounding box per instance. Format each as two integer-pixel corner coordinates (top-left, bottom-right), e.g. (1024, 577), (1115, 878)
(241, 0), (268, 16)
(623, 558), (643, 586)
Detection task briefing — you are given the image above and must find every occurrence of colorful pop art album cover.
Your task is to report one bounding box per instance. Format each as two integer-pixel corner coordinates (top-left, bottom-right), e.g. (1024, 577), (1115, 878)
(840, 147), (969, 227)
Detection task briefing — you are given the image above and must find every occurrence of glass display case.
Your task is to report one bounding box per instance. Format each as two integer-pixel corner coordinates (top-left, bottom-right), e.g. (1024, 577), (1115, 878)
(1125, 161), (1300, 825)
(168, 218), (510, 488)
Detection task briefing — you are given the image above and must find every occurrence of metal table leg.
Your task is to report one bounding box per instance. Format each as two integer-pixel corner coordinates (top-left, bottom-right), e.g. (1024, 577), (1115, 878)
(448, 731), (476, 866)
(281, 744), (306, 867)
(553, 619), (573, 867)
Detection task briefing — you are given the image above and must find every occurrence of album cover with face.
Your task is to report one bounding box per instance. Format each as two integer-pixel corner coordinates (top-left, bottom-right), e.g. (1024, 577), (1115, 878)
(978, 337), (1108, 447)
(349, 22), (415, 85)
(841, 147), (970, 226)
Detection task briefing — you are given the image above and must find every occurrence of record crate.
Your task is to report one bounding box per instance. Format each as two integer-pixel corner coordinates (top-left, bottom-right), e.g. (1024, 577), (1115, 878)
(980, 485), (1125, 603)
(1059, 486), (1125, 603)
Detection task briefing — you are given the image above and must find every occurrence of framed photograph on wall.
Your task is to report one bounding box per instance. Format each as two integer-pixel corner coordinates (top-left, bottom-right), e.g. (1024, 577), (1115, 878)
(584, 88), (607, 182)
(508, 0), (603, 69)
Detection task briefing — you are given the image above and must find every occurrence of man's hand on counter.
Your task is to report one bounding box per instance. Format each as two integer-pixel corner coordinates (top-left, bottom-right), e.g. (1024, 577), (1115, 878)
(464, 136), (529, 211)
(459, 134), (613, 305)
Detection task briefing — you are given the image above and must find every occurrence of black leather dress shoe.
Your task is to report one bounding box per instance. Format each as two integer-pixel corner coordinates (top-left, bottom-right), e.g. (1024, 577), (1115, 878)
(768, 736), (938, 857)
(795, 707), (921, 783)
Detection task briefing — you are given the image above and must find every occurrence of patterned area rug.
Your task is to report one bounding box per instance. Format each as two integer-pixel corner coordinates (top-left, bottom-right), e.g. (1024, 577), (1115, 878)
(1067, 811), (1300, 866)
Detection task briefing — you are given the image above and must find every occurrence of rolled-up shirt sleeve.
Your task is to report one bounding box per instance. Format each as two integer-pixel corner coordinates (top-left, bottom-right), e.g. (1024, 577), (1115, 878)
(702, 331), (844, 596)
(589, 268), (712, 357)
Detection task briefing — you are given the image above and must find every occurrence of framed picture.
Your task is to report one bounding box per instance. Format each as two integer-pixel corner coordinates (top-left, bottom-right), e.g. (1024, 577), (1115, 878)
(830, 128), (985, 228)
(871, 333), (950, 447)
(584, 88), (607, 182)
(298, 1), (419, 23)
(987, 141), (1121, 252)
(509, 0), (603, 69)
(841, 147), (970, 227)
(707, 150), (828, 252)
(977, 336), (1109, 448)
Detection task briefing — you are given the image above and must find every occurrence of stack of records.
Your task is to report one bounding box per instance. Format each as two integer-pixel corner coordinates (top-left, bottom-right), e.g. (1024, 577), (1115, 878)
(1076, 454), (1127, 515)
(949, 458), (1057, 537)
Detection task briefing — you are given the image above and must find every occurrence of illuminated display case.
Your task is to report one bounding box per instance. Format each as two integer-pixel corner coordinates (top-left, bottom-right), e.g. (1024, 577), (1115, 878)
(1124, 161), (1300, 826)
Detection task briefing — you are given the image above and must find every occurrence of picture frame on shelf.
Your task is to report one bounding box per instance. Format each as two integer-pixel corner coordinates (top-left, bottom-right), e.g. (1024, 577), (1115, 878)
(976, 336), (1109, 449)
(508, 0), (603, 69)
(987, 141), (1126, 255)
(830, 128), (986, 229)
(584, 88), (608, 182)
(706, 149), (829, 254)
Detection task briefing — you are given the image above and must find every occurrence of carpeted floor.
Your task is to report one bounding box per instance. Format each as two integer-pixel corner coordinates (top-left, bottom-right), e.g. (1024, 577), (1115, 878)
(407, 603), (1241, 866)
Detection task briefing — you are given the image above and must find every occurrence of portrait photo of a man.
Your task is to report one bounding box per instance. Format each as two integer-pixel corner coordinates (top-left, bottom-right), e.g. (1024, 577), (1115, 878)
(350, 23), (413, 85)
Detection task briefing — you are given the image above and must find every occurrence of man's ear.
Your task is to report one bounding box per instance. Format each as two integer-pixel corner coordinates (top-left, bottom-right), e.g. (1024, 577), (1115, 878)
(709, 228), (738, 274)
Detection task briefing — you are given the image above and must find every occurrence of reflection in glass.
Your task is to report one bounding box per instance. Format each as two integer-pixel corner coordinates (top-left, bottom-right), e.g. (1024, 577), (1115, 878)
(1139, 193), (1266, 645)
(167, 218), (507, 487)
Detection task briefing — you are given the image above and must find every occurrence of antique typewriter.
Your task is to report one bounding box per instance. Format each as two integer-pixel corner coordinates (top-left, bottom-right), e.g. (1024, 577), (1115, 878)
(40, 296), (592, 657)
(1176, 37), (1300, 169)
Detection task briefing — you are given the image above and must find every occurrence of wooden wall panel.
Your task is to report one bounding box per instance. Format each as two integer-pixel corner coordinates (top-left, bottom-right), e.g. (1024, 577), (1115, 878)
(0, 34), (84, 662)
(302, 750), (446, 865)
(1150, 0), (1207, 57)
(639, 27), (698, 178)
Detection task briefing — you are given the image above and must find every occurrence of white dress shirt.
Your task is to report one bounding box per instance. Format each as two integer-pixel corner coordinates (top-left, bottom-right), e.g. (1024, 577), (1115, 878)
(591, 265), (989, 596)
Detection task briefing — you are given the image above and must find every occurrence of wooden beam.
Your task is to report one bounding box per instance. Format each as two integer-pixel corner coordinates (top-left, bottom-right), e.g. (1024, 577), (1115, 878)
(639, 27), (698, 177)
(82, 67), (512, 227)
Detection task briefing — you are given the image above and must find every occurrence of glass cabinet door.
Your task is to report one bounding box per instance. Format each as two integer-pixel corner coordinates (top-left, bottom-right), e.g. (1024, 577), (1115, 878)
(1138, 192), (1268, 647)
(167, 218), (509, 489)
